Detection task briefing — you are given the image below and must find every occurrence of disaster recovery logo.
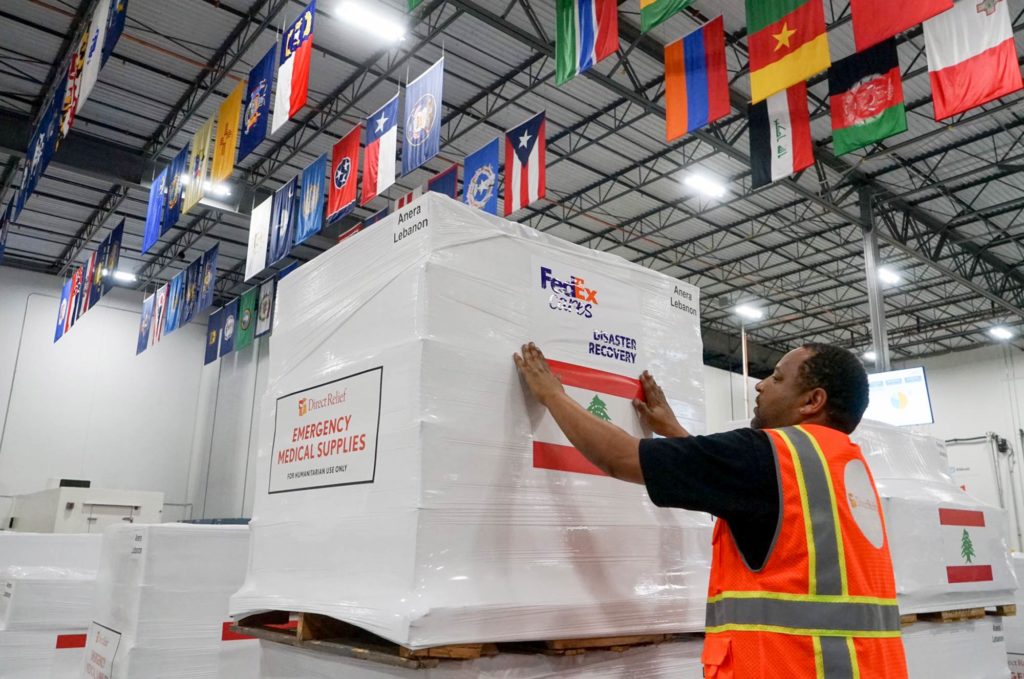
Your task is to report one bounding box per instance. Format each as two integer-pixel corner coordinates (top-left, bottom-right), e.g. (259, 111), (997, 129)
(298, 390), (347, 417)
(540, 266), (599, 318)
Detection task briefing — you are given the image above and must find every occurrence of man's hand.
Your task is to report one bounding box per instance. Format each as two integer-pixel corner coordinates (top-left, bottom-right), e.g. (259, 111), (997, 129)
(633, 371), (689, 438)
(513, 342), (565, 407)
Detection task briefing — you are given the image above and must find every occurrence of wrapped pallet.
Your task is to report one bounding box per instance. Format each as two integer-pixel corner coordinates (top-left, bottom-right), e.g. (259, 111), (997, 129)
(231, 193), (712, 649)
(902, 618), (1010, 679)
(80, 524), (257, 679)
(1002, 554), (1024, 675)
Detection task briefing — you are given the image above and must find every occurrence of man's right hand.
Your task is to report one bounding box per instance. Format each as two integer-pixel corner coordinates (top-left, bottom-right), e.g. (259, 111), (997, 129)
(633, 371), (689, 438)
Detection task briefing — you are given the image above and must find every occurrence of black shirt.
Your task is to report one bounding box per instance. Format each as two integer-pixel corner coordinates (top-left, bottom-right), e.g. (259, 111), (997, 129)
(639, 428), (780, 570)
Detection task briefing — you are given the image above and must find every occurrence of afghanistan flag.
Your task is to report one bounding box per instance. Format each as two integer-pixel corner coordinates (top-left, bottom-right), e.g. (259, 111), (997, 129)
(749, 82), (813, 189)
(747, 0), (830, 103)
(828, 39), (906, 156)
(640, 0), (692, 33)
(235, 287), (258, 351)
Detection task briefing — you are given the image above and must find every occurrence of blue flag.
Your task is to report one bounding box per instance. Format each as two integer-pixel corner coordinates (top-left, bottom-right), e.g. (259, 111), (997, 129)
(205, 307), (223, 365)
(163, 144), (190, 232)
(180, 257), (202, 326)
(101, 220), (124, 295)
(142, 168), (166, 254)
(137, 294), (154, 355)
(89, 235), (109, 304)
(463, 137), (500, 215)
(199, 244), (218, 313)
(295, 154), (326, 245)
(20, 83), (64, 210)
(220, 298), (239, 356)
(239, 47), (276, 162)
(103, 0), (128, 65)
(54, 278), (72, 342)
(427, 164), (458, 199)
(0, 202), (9, 263)
(268, 176), (297, 266)
(277, 260), (300, 279)
(164, 271), (184, 335)
(402, 57), (444, 176)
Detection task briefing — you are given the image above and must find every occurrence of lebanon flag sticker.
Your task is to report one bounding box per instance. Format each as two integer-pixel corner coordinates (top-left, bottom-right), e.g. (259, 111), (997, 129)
(532, 360), (644, 476)
(940, 507), (994, 584)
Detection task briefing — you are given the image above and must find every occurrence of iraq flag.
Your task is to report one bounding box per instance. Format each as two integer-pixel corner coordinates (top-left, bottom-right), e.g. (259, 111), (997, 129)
(828, 39), (906, 156)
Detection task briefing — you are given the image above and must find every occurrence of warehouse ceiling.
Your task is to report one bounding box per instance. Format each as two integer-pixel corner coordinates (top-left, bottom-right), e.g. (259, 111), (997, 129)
(2, 0), (1024, 369)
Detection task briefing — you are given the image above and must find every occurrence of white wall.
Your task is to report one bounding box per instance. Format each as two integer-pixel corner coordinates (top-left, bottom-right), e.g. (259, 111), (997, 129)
(702, 364), (758, 434)
(0, 267), (209, 526)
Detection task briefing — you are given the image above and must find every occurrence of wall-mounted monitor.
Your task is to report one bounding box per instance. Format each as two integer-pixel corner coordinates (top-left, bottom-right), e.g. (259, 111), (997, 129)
(863, 366), (935, 427)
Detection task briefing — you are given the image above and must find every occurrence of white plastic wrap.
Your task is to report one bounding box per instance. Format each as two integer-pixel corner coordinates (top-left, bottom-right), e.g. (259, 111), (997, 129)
(0, 629), (84, 679)
(0, 533), (102, 571)
(1003, 554), (1024, 674)
(903, 618), (1010, 679)
(232, 193), (711, 648)
(0, 567), (96, 630)
(257, 637), (704, 678)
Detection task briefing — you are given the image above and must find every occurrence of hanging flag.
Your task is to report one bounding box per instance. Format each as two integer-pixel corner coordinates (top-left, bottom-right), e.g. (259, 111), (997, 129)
(504, 111), (547, 216)
(0, 203), (9, 263)
(924, 0), (1023, 121)
(339, 207), (389, 242)
(463, 138), (500, 215)
(851, 0), (950, 52)
(137, 294), (154, 355)
(328, 125), (361, 223)
(163, 144), (190, 232)
(828, 39), (907, 156)
(746, 0), (830, 103)
(427, 164), (458, 199)
(183, 119), (214, 215)
(394, 186), (423, 210)
(361, 96), (399, 205)
(640, 0), (693, 33)
(60, 33), (88, 138)
(295, 154), (326, 245)
(101, 219), (124, 295)
(152, 283), (168, 346)
(664, 16), (730, 141)
(89, 233), (109, 307)
(164, 271), (184, 335)
(77, 0), (110, 113)
(67, 267), (85, 327)
(268, 177), (297, 266)
(198, 244), (218, 312)
(246, 195), (273, 281)
(20, 85), (63, 209)
(238, 47), (276, 162)
(142, 169), (167, 254)
(278, 261), (300, 278)
(102, 0), (128, 66)
(402, 57), (444, 176)
(205, 307), (224, 365)
(211, 81), (244, 183)
(408, 0), (423, 10)
(555, 0), (619, 85)
(272, 0), (316, 134)
(81, 252), (98, 314)
(181, 257), (203, 326)
(220, 298), (239, 357)
(749, 82), (814, 189)
(235, 287), (259, 351)
(54, 278), (72, 342)
(255, 278), (276, 337)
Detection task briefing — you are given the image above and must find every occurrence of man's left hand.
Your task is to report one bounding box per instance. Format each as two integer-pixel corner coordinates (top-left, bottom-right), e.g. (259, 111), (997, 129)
(513, 342), (564, 407)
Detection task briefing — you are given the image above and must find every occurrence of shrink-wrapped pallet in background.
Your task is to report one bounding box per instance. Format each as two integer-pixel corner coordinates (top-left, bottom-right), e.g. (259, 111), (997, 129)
(903, 617), (1010, 679)
(231, 194), (712, 648)
(1003, 554), (1024, 675)
(0, 567), (96, 630)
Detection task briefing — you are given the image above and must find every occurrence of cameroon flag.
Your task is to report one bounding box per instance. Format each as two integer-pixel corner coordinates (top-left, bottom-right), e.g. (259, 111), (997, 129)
(747, 0), (830, 103)
(640, 0), (693, 33)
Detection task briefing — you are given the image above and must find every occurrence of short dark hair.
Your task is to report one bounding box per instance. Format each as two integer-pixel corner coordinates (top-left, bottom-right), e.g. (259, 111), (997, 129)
(797, 343), (870, 434)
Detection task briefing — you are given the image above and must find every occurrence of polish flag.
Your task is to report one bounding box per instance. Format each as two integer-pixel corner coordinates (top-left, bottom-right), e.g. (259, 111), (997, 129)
(271, 0), (316, 134)
(940, 507), (994, 584)
(504, 111), (546, 216)
(361, 96), (399, 206)
(923, 0), (1023, 121)
(532, 360), (644, 477)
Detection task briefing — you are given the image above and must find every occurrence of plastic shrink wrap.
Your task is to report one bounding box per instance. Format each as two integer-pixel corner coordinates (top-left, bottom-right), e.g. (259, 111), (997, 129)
(903, 618), (1010, 679)
(1003, 554), (1024, 675)
(231, 194), (712, 648)
(258, 637), (704, 678)
(0, 567), (96, 630)
(80, 524), (258, 679)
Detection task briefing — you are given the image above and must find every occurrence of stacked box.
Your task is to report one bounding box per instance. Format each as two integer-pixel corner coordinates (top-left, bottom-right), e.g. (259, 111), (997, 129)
(231, 194), (711, 648)
(1003, 554), (1024, 675)
(81, 524), (257, 679)
(0, 567), (96, 630)
(903, 618), (1010, 679)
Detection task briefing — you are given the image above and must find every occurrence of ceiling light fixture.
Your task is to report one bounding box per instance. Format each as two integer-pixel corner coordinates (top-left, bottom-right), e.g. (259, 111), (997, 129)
(989, 326), (1014, 341)
(734, 304), (764, 322)
(863, 350), (877, 362)
(336, 1), (407, 42)
(878, 267), (901, 285)
(112, 270), (137, 283)
(204, 181), (232, 198)
(684, 173), (727, 199)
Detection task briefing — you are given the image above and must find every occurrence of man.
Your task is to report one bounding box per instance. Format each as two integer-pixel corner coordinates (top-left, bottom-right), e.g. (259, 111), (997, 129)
(514, 342), (907, 678)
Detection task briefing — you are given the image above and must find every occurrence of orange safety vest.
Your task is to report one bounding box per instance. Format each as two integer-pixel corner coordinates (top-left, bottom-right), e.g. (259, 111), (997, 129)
(702, 424), (908, 678)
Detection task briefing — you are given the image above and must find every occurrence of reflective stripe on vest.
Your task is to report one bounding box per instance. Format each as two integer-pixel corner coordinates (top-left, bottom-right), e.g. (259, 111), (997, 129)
(706, 595), (900, 635)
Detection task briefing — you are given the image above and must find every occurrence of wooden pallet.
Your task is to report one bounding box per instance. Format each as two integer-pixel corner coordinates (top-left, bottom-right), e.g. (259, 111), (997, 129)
(987, 603), (1017, 617)
(233, 612), (677, 668)
(900, 606), (994, 626)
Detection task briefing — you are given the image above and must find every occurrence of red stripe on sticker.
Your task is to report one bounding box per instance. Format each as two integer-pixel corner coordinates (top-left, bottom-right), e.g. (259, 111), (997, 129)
(546, 360), (643, 401)
(55, 634), (87, 649)
(222, 621), (256, 641)
(534, 442), (608, 477)
(939, 508), (986, 527)
(946, 564), (994, 583)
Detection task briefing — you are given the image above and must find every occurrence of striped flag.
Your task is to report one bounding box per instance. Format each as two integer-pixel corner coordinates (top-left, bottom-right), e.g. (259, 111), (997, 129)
(394, 186), (423, 210)
(54, 278), (72, 342)
(504, 112), (546, 216)
(828, 39), (907, 156)
(851, 0), (951, 52)
(749, 83), (813, 189)
(664, 16), (730, 141)
(271, 0), (316, 134)
(555, 0), (619, 85)
(533, 361), (644, 476)
(746, 0), (830, 103)
(427, 163), (459, 199)
(361, 96), (399, 205)
(940, 508), (994, 583)
(640, 0), (693, 33)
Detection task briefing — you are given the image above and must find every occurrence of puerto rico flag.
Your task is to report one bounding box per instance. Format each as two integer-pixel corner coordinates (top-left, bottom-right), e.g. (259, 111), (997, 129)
(271, 0), (315, 134)
(940, 507), (995, 584)
(504, 111), (546, 216)
(361, 95), (399, 206)
(328, 125), (361, 222)
(555, 0), (619, 85)
(533, 360), (645, 476)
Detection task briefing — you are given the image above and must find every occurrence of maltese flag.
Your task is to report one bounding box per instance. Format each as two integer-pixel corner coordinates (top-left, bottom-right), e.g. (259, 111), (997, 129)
(361, 95), (399, 205)
(271, 0), (316, 134)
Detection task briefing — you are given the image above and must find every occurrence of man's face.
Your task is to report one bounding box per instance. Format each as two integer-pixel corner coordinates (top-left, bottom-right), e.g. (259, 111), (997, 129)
(751, 347), (814, 430)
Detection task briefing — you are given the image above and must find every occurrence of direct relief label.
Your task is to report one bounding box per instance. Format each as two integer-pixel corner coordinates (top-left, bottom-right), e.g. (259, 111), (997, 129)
(82, 621), (121, 679)
(269, 367), (383, 493)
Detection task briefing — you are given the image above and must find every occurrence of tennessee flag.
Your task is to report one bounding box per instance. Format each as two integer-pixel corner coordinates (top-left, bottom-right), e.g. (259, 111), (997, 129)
(747, 0), (830, 103)
(271, 0), (316, 134)
(328, 125), (361, 222)
(504, 111), (546, 215)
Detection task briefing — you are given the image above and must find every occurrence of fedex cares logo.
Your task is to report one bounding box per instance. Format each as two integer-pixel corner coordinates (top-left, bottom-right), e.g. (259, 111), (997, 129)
(540, 266), (598, 319)
(297, 390), (347, 417)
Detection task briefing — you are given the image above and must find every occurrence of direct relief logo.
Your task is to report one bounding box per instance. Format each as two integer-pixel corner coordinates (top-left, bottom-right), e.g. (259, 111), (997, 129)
(297, 390), (347, 417)
(298, 398), (308, 417)
(540, 266), (599, 318)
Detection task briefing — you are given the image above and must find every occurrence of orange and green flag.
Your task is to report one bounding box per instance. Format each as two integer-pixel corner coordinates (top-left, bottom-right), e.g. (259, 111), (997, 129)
(639, 0), (693, 33)
(746, 0), (830, 103)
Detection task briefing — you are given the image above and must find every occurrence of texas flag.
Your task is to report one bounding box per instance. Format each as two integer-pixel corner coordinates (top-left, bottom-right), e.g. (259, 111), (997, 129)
(271, 0), (316, 134)
(361, 95), (399, 206)
(504, 111), (546, 216)
(940, 507), (994, 584)
(532, 360), (644, 476)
